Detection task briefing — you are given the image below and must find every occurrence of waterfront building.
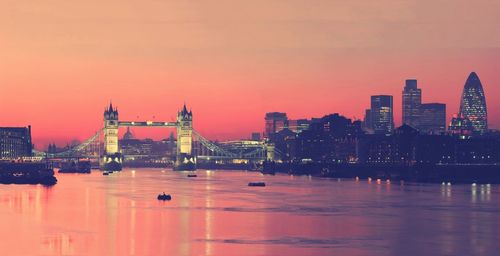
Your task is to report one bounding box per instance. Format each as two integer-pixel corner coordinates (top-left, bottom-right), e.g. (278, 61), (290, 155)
(371, 95), (394, 135)
(458, 72), (488, 134)
(402, 79), (422, 128)
(0, 126), (33, 159)
(419, 103), (446, 134)
(293, 114), (363, 163)
(358, 124), (499, 165)
(358, 125), (419, 165)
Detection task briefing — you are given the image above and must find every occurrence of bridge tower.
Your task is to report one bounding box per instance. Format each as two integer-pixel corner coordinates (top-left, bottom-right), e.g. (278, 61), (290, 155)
(175, 104), (196, 170)
(100, 103), (123, 171)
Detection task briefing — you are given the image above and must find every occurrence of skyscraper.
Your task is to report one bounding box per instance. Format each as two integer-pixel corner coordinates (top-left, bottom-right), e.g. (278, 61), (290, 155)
(371, 95), (394, 135)
(264, 112), (288, 138)
(402, 79), (422, 128)
(459, 72), (488, 134)
(419, 103), (446, 134)
(363, 109), (373, 133)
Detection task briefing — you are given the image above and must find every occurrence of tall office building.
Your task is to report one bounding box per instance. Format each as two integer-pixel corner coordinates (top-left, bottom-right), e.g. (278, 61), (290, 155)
(0, 126), (33, 159)
(371, 95), (394, 135)
(264, 112), (288, 138)
(402, 79), (422, 128)
(419, 103), (446, 134)
(363, 109), (373, 132)
(459, 72), (488, 134)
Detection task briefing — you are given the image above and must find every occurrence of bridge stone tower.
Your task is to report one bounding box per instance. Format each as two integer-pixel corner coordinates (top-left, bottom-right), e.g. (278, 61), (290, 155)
(101, 103), (123, 171)
(175, 104), (196, 170)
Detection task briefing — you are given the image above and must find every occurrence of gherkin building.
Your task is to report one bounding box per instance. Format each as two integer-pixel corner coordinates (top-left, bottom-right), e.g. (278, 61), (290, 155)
(459, 72), (488, 134)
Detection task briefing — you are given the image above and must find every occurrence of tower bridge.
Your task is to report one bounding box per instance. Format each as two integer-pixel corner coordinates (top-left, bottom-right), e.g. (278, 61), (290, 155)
(37, 103), (279, 171)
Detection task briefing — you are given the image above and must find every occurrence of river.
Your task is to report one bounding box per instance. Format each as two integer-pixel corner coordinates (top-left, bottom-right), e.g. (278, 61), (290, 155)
(0, 168), (499, 255)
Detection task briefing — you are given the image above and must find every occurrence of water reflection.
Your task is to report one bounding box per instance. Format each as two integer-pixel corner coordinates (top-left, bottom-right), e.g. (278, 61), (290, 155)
(0, 170), (499, 255)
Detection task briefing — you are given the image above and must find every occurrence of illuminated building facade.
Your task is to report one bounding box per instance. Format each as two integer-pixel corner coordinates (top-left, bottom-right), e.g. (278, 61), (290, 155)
(101, 103), (122, 170)
(0, 126), (33, 159)
(371, 95), (394, 135)
(458, 72), (488, 134)
(175, 104), (195, 169)
(419, 103), (446, 134)
(402, 79), (422, 128)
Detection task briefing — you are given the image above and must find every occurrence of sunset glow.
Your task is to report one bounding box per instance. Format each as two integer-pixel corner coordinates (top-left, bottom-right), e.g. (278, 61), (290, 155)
(1, 0), (499, 147)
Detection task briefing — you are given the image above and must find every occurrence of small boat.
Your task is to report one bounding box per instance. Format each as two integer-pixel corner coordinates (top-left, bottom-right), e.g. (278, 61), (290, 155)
(157, 193), (172, 201)
(187, 174), (197, 178)
(248, 182), (266, 187)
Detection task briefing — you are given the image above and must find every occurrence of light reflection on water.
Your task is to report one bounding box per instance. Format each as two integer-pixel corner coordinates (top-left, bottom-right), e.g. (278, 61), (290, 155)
(0, 169), (499, 255)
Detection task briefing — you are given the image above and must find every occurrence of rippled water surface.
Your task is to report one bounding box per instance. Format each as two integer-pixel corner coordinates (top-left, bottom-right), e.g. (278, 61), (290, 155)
(0, 169), (499, 255)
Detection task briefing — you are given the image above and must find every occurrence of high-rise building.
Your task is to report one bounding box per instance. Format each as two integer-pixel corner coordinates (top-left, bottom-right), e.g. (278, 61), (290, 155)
(458, 72), (488, 134)
(371, 95), (394, 135)
(0, 126), (33, 159)
(363, 109), (373, 133)
(419, 103), (446, 134)
(264, 112), (287, 138)
(402, 79), (422, 128)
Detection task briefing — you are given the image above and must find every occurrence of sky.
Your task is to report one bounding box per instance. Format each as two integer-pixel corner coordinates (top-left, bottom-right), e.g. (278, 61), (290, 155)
(0, 0), (499, 148)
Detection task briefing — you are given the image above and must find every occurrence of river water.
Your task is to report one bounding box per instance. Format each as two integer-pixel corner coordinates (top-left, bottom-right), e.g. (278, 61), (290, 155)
(0, 169), (499, 255)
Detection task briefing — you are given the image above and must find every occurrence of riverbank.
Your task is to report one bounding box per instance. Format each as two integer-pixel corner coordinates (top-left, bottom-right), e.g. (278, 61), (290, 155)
(264, 162), (500, 184)
(0, 162), (57, 185)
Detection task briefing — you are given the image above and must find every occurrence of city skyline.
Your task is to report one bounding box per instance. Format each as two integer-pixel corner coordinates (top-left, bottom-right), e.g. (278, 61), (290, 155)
(1, 71), (496, 148)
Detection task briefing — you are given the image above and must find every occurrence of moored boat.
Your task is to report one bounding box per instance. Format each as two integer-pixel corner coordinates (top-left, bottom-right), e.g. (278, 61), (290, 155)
(248, 182), (266, 187)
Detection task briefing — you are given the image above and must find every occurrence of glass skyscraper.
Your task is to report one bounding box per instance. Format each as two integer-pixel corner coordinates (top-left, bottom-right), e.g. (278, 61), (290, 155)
(371, 95), (394, 135)
(459, 72), (488, 134)
(402, 79), (421, 128)
(419, 103), (446, 134)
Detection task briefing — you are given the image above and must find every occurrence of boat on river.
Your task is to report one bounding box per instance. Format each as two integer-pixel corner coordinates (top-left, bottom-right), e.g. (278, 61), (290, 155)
(248, 182), (266, 187)
(157, 193), (172, 200)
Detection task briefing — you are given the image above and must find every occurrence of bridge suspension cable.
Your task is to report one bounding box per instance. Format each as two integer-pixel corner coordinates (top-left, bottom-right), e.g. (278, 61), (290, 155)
(37, 129), (103, 158)
(192, 130), (238, 158)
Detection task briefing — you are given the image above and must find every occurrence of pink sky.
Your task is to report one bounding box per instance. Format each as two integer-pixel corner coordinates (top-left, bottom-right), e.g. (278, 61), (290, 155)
(0, 0), (499, 148)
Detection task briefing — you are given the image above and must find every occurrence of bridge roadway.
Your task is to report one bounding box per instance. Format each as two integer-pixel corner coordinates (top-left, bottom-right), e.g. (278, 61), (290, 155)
(118, 121), (178, 127)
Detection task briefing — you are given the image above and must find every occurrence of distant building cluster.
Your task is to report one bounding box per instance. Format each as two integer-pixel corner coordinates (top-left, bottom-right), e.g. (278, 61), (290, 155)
(362, 72), (487, 136)
(120, 128), (176, 164)
(363, 80), (446, 135)
(401, 79), (446, 134)
(264, 112), (310, 138)
(265, 72), (497, 166)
